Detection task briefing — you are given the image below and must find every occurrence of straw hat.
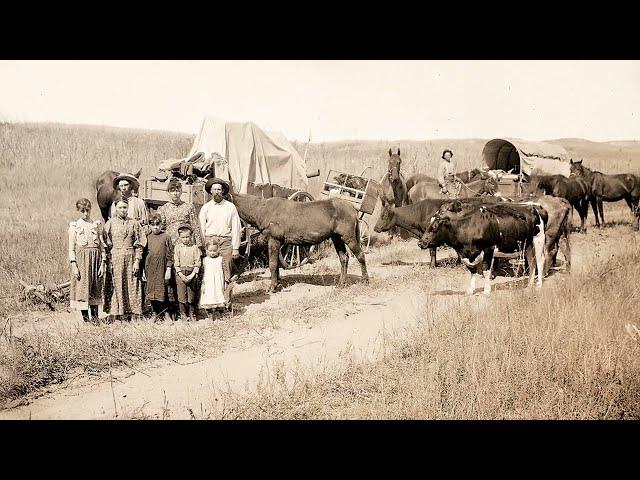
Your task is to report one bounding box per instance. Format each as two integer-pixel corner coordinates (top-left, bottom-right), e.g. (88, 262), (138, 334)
(205, 177), (230, 195)
(113, 173), (140, 190)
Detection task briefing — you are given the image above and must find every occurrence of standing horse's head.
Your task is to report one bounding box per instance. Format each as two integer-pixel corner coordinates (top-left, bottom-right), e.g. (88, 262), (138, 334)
(569, 159), (585, 177)
(387, 148), (402, 182)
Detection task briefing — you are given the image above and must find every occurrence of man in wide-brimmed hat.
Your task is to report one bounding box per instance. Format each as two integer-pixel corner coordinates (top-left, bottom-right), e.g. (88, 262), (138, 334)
(198, 177), (241, 284)
(109, 173), (149, 226)
(437, 149), (460, 198)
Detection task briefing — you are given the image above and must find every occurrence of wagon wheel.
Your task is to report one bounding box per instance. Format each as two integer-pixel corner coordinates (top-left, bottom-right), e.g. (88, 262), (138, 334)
(358, 218), (372, 253)
(287, 191), (314, 202)
(279, 190), (316, 269)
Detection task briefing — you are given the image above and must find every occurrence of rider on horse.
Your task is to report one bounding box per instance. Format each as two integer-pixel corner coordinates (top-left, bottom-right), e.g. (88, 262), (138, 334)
(437, 149), (461, 198)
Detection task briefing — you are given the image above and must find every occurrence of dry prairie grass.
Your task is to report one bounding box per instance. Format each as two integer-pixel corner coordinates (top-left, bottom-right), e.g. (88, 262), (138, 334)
(209, 238), (640, 420)
(0, 122), (192, 315)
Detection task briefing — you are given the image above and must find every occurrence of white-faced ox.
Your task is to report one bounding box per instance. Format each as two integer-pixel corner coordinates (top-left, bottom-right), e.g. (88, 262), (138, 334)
(418, 201), (548, 295)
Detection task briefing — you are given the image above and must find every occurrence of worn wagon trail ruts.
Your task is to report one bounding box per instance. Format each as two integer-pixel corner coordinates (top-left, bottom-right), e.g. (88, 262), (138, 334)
(2, 221), (603, 420)
(229, 193), (369, 292)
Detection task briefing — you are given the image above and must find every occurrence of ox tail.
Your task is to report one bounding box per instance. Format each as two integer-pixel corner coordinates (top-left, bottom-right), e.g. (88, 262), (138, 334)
(533, 209), (546, 286)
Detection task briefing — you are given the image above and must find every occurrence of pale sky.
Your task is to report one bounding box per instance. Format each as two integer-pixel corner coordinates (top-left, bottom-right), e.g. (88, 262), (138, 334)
(1, 60), (638, 142)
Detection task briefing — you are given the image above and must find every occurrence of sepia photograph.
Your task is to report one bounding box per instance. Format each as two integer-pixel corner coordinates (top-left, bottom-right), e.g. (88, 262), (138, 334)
(0, 59), (639, 421)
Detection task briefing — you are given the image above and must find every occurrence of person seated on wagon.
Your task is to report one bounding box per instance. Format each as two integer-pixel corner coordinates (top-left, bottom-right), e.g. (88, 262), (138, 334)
(437, 149), (460, 198)
(109, 173), (149, 227)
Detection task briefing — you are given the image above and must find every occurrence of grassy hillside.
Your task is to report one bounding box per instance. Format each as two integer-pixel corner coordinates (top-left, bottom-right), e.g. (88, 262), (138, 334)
(549, 138), (640, 173)
(1, 121), (639, 315)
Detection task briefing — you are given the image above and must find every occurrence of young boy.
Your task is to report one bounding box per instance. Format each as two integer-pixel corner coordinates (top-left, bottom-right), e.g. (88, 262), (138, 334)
(173, 223), (201, 321)
(144, 214), (173, 322)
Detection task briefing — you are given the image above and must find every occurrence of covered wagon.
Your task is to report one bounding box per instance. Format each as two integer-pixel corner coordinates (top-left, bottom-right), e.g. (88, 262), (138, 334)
(142, 115), (319, 269)
(482, 138), (571, 197)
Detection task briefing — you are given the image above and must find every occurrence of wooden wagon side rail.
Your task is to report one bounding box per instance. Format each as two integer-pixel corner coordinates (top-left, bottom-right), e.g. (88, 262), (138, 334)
(321, 182), (367, 198)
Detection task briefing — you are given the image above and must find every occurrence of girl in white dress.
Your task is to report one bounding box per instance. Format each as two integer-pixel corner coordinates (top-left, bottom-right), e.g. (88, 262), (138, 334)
(199, 241), (230, 320)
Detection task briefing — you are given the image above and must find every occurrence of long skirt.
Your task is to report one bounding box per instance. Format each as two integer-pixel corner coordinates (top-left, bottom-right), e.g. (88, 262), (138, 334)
(104, 247), (143, 316)
(145, 252), (168, 301)
(70, 246), (103, 310)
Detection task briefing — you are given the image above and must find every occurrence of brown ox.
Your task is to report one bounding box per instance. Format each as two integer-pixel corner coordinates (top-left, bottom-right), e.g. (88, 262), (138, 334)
(229, 193), (368, 293)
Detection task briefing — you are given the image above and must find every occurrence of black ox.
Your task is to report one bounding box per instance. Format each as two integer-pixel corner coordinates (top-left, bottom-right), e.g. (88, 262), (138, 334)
(418, 201), (548, 295)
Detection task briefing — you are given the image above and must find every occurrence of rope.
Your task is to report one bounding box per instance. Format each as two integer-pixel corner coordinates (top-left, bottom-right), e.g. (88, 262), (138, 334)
(456, 179), (489, 197)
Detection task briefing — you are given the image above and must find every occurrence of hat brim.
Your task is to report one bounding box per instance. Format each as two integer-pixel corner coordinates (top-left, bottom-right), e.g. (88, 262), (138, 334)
(205, 178), (230, 195)
(113, 174), (140, 190)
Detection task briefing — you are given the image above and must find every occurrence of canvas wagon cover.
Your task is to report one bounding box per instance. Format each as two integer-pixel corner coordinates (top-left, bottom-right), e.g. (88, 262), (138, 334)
(482, 138), (571, 177)
(188, 115), (308, 194)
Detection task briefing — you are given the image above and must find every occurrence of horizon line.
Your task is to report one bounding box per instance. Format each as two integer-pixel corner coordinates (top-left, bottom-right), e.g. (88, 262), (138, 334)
(2, 119), (639, 145)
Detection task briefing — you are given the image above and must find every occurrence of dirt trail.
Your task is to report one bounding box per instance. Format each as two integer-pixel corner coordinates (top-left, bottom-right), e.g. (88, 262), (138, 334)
(0, 228), (623, 420)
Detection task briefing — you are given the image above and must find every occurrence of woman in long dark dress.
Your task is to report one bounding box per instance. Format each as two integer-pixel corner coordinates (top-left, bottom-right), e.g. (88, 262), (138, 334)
(144, 213), (173, 322)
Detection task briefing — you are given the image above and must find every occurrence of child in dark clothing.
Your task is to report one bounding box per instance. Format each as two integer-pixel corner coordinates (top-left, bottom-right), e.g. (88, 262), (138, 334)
(173, 223), (201, 321)
(144, 214), (173, 322)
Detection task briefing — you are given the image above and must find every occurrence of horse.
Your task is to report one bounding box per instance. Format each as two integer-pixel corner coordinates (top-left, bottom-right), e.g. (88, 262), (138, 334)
(229, 192), (368, 293)
(95, 169), (142, 221)
(408, 176), (498, 204)
(380, 148), (408, 208)
(569, 159), (639, 228)
(524, 174), (590, 233)
(405, 169), (488, 194)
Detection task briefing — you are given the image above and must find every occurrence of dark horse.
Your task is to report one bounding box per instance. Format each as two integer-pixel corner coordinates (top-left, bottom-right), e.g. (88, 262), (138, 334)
(380, 148), (408, 208)
(229, 193), (368, 293)
(405, 169), (489, 193)
(569, 159), (639, 228)
(95, 169), (142, 221)
(408, 176), (498, 204)
(526, 174), (590, 233)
